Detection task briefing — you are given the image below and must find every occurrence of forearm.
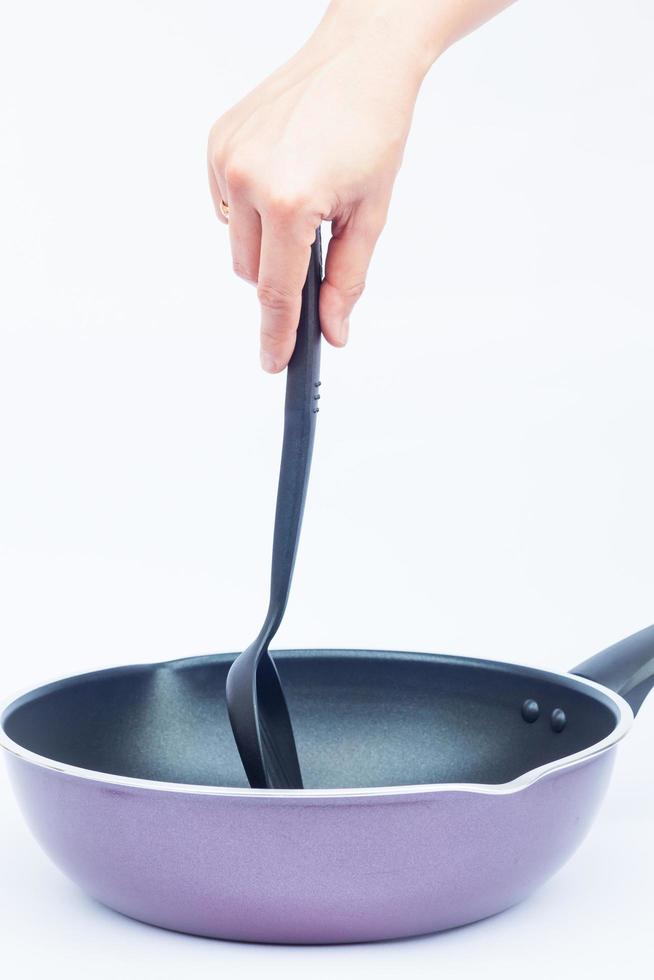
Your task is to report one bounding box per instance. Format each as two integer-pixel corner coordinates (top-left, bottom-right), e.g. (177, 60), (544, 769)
(315, 0), (516, 79)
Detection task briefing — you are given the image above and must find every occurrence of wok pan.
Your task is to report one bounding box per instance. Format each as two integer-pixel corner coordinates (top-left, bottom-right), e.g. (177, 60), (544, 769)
(2, 627), (653, 943)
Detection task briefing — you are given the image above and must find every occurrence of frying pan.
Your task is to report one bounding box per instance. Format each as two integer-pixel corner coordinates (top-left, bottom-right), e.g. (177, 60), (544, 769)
(2, 632), (653, 943)
(2, 239), (653, 944)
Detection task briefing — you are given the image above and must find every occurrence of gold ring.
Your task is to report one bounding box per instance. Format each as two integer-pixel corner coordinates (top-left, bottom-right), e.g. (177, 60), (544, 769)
(219, 199), (230, 221)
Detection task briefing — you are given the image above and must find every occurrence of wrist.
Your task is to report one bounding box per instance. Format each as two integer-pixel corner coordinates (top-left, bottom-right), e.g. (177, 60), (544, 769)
(317, 0), (447, 82)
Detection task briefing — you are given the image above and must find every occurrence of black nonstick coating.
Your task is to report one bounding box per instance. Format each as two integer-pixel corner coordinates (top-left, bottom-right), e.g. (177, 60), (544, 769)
(3, 649), (620, 789)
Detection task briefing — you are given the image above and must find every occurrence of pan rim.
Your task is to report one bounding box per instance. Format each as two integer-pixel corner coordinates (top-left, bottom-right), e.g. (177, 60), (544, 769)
(0, 648), (634, 800)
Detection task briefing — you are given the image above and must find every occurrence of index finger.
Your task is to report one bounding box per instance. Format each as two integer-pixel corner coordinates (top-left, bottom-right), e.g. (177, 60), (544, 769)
(256, 216), (315, 373)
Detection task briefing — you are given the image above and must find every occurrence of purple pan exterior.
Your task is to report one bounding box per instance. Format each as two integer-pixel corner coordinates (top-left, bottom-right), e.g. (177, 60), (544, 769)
(4, 738), (619, 943)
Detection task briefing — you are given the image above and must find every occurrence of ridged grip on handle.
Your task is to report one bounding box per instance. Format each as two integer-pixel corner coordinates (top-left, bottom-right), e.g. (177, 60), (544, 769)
(571, 624), (654, 715)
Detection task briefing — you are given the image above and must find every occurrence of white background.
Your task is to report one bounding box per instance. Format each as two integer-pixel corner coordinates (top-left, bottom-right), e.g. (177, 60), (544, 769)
(1, 0), (653, 975)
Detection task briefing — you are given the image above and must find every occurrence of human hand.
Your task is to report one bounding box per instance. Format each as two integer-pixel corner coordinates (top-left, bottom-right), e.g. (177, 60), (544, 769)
(208, 2), (438, 371)
(208, 0), (514, 371)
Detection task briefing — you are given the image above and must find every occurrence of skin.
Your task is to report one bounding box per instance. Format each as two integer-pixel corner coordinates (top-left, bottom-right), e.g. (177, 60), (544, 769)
(208, 0), (515, 372)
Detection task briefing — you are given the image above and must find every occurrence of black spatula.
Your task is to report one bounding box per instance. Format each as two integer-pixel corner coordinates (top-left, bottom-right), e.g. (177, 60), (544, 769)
(226, 228), (322, 789)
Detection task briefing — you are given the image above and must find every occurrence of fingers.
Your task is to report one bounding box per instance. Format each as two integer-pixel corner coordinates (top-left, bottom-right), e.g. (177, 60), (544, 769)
(209, 135), (263, 278)
(207, 158), (229, 226)
(226, 174), (262, 285)
(257, 213), (316, 372)
(210, 124), (386, 371)
(320, 210), (384, 348)
(210, 133), (320, 373)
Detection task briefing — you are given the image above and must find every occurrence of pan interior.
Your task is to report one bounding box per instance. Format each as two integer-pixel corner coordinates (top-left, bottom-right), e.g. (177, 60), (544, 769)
(2, 650), (620, 790)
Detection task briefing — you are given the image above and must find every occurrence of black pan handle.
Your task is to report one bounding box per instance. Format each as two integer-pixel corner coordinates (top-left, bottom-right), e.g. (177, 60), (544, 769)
(571, 624), (654, 715)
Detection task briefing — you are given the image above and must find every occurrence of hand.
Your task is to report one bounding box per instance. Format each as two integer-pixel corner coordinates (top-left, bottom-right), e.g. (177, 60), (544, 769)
(208, 0), (514, 371)
(208, 2), (434, 372)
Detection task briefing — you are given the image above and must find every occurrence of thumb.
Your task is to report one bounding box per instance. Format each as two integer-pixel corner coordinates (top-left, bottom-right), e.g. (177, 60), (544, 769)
(320, 208), (385, 347)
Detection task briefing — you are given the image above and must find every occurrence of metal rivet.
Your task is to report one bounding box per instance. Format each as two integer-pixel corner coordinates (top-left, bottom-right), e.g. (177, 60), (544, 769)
(521, 699), (540, 723)
(313, 394), (321, 400)
(314, 381), (322, 387)
(551, 708), (566, 733)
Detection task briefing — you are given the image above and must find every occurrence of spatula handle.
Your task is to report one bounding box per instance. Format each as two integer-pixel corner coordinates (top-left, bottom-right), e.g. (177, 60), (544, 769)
(266, 228), (322, 631)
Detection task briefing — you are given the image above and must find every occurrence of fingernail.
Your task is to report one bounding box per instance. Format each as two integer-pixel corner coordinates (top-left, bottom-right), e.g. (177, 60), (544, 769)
(260, 350), (278, 373)
(338, 318), (350, 346)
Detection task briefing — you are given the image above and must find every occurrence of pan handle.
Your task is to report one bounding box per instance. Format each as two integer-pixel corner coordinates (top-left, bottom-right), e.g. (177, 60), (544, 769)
(571, 624), (654, 715)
